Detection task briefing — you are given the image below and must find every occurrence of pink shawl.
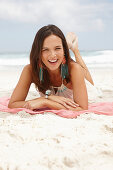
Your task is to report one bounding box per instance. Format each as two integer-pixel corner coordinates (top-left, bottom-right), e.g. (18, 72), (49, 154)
(0, 97), (113, 118)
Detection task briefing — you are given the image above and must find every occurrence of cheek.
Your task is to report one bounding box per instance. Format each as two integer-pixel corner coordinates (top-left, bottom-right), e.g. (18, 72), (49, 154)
(57, 49), (64, 56)
(58, 52), (64, 60)
(41, 55), (47, 64)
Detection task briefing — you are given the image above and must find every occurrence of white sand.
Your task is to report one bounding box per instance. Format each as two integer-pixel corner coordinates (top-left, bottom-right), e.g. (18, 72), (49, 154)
(0, 66), (113, 170)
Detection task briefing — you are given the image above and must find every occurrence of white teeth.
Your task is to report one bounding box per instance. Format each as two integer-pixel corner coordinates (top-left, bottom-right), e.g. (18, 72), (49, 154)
(48, 59), (57, 63)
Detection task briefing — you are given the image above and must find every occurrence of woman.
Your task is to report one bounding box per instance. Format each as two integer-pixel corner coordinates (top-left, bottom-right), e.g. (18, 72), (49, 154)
(8, 24), (94, 111)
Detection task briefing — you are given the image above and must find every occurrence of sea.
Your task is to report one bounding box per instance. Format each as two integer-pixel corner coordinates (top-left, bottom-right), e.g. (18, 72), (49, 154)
(0, 50), (113, 69)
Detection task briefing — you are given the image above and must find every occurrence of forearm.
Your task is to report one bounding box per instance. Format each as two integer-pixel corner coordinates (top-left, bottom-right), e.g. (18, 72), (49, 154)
(8, 97), (86, 111)
(8, 98), (67, 110)
(8, 97), (43, 109)
(8, 100), (27, 109)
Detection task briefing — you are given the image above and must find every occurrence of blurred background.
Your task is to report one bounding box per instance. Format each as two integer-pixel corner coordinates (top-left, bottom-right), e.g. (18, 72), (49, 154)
(0, 0), (113, 68)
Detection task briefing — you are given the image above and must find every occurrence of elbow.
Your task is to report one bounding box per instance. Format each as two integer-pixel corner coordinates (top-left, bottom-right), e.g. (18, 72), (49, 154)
(79, 102), (88, 110)
(81, 104), (88, 110)
(8, 101), (14, 109)
(8, 103), (13, 109)
(80, 106), (88, 111)
(83, 106), (88, 110)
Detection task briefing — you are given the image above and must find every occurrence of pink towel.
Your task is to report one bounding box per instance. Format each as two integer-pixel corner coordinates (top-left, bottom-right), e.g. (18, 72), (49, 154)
(0, 97), (113, 118)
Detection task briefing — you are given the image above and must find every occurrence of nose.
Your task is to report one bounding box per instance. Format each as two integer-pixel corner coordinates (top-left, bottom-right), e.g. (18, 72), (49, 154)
(50, 50), (56, 57)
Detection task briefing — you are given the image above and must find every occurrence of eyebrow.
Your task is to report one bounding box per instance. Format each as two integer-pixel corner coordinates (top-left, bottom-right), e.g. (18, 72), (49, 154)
(42, 47), (48, 50)
(55, 45), (62, 48)
(42, 45), (62, 49)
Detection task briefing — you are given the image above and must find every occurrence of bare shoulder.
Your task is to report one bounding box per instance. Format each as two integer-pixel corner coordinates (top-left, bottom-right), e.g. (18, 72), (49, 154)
(23, 64), (32, 73)
(69, 61), (83, 76)
(18, 64), (33, 84)
(23, 64), (32, 76)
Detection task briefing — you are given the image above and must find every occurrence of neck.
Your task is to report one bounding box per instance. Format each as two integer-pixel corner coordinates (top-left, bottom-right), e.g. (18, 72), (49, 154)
(48, 68), (62, 86)
(48, 68), (61, 79)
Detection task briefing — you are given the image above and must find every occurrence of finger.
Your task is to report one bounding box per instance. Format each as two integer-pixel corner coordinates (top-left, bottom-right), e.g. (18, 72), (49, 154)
(54, 98), (77, 109)
(61, 99), (76, 108)
(67, 98), (79, 106)
(67, 100), (79, 108)
(71, 101), (79, 106)
(65, 101), (77, 108)
(63, 98), (79, 107)
(62, 102), (74, 110)
(58, 101), (70, 110)
(62, 102), (70, 110)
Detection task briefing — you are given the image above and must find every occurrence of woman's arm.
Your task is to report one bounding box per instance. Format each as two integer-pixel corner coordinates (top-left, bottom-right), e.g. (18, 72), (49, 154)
(23, 97), (70, 110)
(70, 62), (88, 110)
(66, 32), (94, 85)
(46, 62), (88, 111)
(8, 64), (77, 110)
(8, 64), (87, 111)
(8, 64), (33, 108)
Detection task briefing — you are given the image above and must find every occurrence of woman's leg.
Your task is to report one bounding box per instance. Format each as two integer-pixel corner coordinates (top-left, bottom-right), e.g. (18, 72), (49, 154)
(66, 32), (94, 85)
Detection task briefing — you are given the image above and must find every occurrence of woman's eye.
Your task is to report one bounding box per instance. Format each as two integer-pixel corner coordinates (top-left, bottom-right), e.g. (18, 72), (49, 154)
(56, 48), (61, 50)
(42, 49), (48, 52)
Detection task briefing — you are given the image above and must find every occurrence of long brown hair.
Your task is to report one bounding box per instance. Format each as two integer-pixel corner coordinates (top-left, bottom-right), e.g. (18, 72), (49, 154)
(30, 24), (71, 93)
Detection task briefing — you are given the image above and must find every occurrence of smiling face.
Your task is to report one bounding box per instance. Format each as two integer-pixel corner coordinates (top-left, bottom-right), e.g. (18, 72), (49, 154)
(41, 34), (64, 73)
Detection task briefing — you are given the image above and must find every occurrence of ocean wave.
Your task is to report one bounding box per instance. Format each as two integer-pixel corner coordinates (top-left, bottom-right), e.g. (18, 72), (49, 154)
(0, 50), (113, 68)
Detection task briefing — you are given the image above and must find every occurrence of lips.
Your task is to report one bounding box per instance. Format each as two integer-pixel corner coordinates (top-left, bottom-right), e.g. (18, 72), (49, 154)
(48, 59), (58, 63)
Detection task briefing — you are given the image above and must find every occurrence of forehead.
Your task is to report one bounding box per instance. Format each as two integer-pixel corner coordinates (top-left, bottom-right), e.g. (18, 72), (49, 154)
(43, 34), (62, 47)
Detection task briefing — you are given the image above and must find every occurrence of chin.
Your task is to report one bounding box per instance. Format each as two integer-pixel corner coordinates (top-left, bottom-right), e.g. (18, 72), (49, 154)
(47, 66), (60, 72)
(47, 64), (61, 71)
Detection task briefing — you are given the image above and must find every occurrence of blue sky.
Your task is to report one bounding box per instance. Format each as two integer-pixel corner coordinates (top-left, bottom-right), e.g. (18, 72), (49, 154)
(0, 0), (113, 52)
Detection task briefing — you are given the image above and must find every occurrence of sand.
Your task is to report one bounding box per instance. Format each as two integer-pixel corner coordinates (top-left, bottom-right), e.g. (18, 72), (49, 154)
(0, 66), (113, 170)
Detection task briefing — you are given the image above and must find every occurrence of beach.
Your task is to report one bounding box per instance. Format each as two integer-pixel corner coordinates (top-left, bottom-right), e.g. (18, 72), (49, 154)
(0, 65), (113, 170)
(0, 0), (113, 167)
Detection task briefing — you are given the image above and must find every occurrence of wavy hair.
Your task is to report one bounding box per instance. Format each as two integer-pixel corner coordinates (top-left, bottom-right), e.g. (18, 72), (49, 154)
(30, 24), (71, 93)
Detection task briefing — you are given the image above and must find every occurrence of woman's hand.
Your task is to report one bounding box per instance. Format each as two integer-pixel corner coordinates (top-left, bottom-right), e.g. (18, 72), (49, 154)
(48, 95), (79, 110)
(66, 32), (78, 52)
(23, 97), (46, 110)
(23, 96), (79, 111)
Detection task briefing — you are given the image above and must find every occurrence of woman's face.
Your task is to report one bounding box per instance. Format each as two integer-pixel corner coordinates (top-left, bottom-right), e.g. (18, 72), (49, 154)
(41, 34), (64, 72)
